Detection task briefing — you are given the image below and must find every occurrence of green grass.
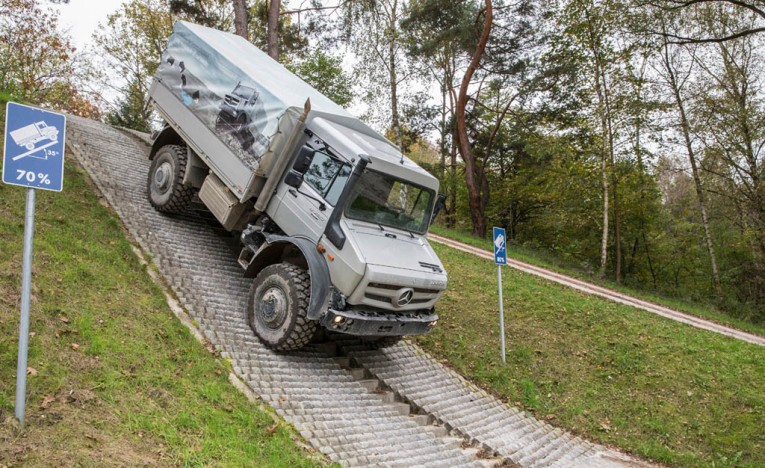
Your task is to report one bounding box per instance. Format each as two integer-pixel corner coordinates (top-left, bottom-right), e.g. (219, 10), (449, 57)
(417, 242), (765, 467)
(429, 224), (765, 337)
(0, 139), (323, 465)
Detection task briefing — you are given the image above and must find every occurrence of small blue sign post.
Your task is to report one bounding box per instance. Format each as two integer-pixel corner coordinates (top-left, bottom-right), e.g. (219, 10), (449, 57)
(493, 227), (507, 364)
(3, 102), (66, 430)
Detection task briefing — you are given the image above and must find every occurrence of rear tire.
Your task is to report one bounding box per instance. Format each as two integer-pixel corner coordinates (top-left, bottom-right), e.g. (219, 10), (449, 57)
(147, 144), (196, 213)
(247, 263), (318, 351)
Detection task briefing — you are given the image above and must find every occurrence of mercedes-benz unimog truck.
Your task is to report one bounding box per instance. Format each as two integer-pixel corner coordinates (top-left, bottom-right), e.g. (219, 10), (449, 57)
(146, 21), (447, 350)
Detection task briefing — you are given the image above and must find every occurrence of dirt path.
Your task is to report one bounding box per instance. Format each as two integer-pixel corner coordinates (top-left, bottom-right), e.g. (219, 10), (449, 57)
(428, 233), (765, 347)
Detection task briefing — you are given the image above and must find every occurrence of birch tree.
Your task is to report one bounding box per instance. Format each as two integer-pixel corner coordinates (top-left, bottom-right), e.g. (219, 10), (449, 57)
(655, 14), (723, 293)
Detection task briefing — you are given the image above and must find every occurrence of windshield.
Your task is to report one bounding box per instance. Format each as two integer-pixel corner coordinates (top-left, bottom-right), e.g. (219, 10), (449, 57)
(345, 170), (434, 234)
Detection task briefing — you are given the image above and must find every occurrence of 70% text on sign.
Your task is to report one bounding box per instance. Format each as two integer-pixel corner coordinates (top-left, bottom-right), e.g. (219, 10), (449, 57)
(15, 169), (53, 184)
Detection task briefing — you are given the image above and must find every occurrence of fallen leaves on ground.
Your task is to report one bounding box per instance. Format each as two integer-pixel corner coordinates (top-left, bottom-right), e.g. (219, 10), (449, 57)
(40, 395), (56, 409)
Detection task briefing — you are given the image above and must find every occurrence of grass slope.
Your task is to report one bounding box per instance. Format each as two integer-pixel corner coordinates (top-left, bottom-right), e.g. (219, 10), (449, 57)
(0, 147), (322, 465)
(430, 224), (765, 337)
(417, 243), (765, 467)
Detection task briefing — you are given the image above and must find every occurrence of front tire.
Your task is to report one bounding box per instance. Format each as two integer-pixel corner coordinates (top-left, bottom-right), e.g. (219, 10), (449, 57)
(247, 263), (318, 351)
(147, 144), (196, 214)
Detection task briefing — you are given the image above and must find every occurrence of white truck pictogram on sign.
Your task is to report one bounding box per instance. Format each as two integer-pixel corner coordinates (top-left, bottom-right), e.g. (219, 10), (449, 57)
(10, 121), (59, 151)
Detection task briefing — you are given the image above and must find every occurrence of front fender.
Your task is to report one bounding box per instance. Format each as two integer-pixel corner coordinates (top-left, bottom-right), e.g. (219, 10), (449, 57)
(246, 235), (330, 321)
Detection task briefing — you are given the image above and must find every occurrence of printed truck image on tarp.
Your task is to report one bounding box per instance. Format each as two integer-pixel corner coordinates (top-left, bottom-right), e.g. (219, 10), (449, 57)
(156, 37), (272, 166)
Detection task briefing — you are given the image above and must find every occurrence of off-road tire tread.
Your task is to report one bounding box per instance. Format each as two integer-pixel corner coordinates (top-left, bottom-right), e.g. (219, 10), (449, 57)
(248, 263), (318, 351)
(147, 144), (196, 214)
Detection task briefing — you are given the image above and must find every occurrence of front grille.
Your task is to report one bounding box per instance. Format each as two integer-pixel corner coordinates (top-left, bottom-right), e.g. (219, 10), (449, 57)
(224, 95), (240, 106)
(366, 294), (391, 304)
(364, 282), (441, 308)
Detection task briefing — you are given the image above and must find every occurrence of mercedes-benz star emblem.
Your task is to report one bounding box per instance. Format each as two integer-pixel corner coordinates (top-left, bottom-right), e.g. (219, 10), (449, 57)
(397, 288), (414, 306)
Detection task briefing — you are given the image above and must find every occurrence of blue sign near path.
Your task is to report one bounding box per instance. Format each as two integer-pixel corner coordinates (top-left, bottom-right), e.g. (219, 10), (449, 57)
(493, 226), (507, 265)
(2, 102), (66, 192)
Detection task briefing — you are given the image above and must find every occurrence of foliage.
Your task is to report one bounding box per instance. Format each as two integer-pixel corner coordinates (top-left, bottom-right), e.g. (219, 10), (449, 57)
(0, 0), (101, 117)
(289, 49), (353, 107)
(94, 0), (177, 130)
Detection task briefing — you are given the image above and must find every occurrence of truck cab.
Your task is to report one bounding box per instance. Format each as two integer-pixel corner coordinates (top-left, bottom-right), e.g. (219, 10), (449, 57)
(265, 118), (446, 340)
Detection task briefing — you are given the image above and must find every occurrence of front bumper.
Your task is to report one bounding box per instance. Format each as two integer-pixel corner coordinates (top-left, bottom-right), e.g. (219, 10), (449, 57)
(320, 308), (438, 337)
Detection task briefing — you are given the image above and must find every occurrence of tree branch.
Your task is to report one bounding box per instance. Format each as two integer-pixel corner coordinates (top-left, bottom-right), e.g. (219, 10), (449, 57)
(654, 26), (765, 44)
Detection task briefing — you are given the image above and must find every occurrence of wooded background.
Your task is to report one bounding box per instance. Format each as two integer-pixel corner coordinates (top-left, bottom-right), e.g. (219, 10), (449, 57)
(2, 0), (763, 323)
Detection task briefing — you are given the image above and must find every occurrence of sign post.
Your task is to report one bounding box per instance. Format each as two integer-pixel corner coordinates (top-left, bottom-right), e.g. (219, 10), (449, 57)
(3, 102), (66, 429)
(493, 227), (507, 364)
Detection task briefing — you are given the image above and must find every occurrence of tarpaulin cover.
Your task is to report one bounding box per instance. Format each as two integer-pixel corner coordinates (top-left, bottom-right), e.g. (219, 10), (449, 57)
(155, 21), (381, 171)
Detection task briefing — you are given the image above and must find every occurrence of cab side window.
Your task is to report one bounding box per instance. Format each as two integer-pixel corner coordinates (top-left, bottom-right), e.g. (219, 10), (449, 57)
(303, 151), (350, 206)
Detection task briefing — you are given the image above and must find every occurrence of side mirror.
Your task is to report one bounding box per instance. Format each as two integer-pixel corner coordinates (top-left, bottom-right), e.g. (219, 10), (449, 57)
(284, 170), (304, 188)
(293, 145), (314, 174)
(430, 193), (447, 226)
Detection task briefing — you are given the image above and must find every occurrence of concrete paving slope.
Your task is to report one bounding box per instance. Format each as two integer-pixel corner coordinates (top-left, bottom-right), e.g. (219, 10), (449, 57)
(65, 116), (480, 467)
(429, 233), (765, 347)
(335, 337), (651, 468)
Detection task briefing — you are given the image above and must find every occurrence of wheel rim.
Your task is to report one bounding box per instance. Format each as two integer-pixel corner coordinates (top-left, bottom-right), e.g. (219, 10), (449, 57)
(152, 161), (173, 194)
(257, 286), (288, 329)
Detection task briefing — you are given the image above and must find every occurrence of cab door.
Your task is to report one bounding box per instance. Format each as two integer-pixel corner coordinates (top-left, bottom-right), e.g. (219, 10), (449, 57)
(271, 149), (350, 241)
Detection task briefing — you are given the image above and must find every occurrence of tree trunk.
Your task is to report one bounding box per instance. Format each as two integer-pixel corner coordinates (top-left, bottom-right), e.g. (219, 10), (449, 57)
(456, 0), (492, 238)
(267, 0), (280, 60)
(584, 4), (611, 279)
(592, 53), (610, 280)
(607, 91), (619, 282)
(389, 13), (402, 149)
(599, 141), (609, 279)
(439, 79), (447, 179)
(613, 177), (622, 282)
(661, 31), (722, 294)
(233, 0), (248, 39)
(447, 72), (458, 229)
